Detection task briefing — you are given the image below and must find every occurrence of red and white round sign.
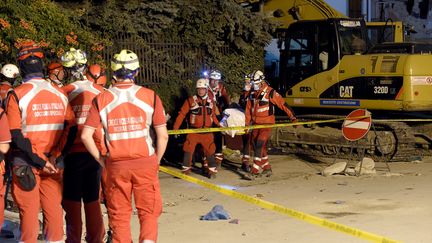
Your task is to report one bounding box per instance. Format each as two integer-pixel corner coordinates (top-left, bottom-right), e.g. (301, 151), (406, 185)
(342, 109), (372, 141)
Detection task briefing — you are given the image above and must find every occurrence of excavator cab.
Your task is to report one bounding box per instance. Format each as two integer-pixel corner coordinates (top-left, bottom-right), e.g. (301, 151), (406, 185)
(277, 18), (367, 96)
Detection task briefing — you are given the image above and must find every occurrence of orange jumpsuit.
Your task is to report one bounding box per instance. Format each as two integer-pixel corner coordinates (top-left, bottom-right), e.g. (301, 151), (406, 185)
(173, 95), (220, 175)
(84, 82), (166, 243)
(0, 81), (13, 108)
(0, 82), (12, 229)
(245, 83), (296, 175)
(0, 108), (11, 232)
(239, 89), (254, 171)
(208, 83), (230, 164)
(62, 79), (105, 243)
(6, 77), (76, 243)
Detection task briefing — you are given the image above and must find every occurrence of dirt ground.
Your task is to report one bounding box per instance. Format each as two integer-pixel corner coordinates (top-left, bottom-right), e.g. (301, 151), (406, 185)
(2, 153), (432, 243)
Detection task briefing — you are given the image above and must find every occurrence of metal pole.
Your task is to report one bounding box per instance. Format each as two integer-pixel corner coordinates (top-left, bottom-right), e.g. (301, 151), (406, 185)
(372, 122), (391, 173)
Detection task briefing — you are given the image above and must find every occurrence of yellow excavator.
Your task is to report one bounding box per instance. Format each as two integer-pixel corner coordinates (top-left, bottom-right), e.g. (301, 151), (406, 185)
(237, 0), (405, 42)
(237, 0), (432, 161)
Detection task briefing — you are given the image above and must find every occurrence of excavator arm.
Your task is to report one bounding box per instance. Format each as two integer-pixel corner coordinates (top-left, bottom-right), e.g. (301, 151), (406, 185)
(236, 0), (346, 28)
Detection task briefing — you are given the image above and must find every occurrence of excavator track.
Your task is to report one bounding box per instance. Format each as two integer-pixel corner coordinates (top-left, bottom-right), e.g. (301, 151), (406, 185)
(269, 115), (422, 162)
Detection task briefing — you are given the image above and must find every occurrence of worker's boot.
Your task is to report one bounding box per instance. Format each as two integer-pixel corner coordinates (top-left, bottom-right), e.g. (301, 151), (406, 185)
(250, 157), (263, 176)
(181, 166), (192, 175)
(207, 167), (217, 179)
(241, 155), (251, 173)
(84, 201), (105, 243)
(214, 153), (224, 169)
(63, 200), (83, 243)
(201, 158), (209, 175)
(261, 157), (272, 177)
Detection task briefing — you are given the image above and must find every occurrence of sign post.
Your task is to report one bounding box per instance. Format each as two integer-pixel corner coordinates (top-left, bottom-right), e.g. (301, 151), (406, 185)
(342, 109), (372, 175)
(342, 109), (372, 141)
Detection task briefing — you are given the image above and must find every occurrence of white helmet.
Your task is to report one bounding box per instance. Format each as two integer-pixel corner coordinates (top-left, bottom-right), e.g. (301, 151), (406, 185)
(251, 70), (265, 84)
(196, 78), (208, 89)
(209, 70), (221, 80)
(1, 64), (20, 79)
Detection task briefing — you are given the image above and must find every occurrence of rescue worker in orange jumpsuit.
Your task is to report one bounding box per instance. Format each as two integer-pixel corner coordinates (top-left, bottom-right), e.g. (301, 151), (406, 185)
(173, 78), (220, 178)
(85, 63), (112, 241)
(207, 70), (230, 166)
(0, 64), (18, 236)
(5, 40), (76, 243)
(61, 48), (105, 243)
(0, 64), (19, 108)
(81, 49), (169, 243)
(47, 61), (67, 87)
(239, 73), (254, 172)
(245, 70), (297, 177)
(86, 64), (107, 87)
(0, 107), (11, 232)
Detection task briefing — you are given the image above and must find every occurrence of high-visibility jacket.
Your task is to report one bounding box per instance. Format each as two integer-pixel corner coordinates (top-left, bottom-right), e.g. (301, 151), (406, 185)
(0, 82), (13, 108)
(0, 108), (11, 175)
(63, 79), (104, 153)
(239, 90), (254, 110)
(208, 82), (230, 113)
(84, 82), (166, 162)
(173, 95), (219, 130)
(6, 78), (76, 168)
(245, 84), (296, 125)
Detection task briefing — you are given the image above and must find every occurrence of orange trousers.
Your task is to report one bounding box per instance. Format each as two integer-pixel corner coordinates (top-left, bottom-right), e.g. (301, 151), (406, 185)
(104, 157), (162, 243)
(12, 168), (64, 243)
(183, 133), (216, 168)
(250, 128), (271, 173)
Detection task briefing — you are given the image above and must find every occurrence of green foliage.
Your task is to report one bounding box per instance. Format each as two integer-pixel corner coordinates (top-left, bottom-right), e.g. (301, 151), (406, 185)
(153, 78), (195, 113)
(83, 0), (179, 37)
(0, 0), (274, 113)
(169, 0), (272, 100)
(0, 0), (107, 63)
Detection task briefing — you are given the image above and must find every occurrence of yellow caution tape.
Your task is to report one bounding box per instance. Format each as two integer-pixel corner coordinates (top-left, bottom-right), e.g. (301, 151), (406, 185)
(168, 116), (355, 135)
(168, 116), (432, 135)
(159, 166), (401, 243)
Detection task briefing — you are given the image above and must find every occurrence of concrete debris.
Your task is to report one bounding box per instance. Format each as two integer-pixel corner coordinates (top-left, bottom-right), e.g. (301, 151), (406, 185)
(355, 157), (376, 175)
(384, 172), (403, 177)
(321, 162), (347, 176)
(322, 157), (380, 176)
(229, 219), (239, 224)
(344, 168), (356, 176)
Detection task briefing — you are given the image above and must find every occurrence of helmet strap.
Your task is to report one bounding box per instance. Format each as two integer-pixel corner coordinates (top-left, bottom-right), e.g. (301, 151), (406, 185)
(87, 70), (101, 82)
(0, 74), (15, 84)
(114, 68), (138, 81)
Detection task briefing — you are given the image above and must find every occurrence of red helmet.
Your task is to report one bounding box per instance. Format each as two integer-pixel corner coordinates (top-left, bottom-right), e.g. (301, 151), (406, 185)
(48, 62), (63, 73)
(17, 40), (44, 61)
(47, 61), (66, 86)
(86, 64), (107, 86)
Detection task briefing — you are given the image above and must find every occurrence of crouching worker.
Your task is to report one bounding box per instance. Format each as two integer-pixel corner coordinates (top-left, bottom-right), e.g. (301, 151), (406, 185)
(81, 49), (168, 243)
(173, 78), (220, 179)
